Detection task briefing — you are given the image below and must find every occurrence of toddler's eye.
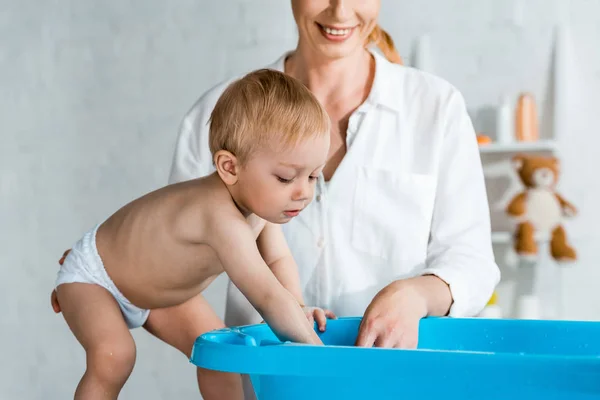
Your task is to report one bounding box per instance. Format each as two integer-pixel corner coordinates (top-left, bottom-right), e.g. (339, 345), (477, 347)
(276, 176), (293, 184)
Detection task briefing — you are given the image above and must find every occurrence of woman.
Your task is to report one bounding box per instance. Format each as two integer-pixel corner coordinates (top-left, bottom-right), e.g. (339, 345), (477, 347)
(52, 0), (499, 398)
(170, 0), (499, 346)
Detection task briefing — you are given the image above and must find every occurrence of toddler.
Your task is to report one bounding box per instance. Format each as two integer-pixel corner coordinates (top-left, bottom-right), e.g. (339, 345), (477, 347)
(55, 69), (334, 399)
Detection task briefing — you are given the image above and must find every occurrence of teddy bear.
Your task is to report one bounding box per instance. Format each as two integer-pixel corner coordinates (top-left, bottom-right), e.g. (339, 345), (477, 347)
(505, 154), (577, 262)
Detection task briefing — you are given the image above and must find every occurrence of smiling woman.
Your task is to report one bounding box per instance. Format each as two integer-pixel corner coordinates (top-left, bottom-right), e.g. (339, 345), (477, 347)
(123, 0), (499, 398)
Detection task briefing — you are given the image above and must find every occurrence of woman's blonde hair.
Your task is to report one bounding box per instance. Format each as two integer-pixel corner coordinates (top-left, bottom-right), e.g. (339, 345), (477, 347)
(368, 24), (403, 65)
(209, 69), (330, 164)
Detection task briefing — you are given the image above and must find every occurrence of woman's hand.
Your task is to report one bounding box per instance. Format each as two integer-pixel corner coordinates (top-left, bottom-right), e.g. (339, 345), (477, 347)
(51, 290), (61, 313)
(354, 275), (451, 349)
(50, 249), (72, 314)
(302, 306), (337, 332)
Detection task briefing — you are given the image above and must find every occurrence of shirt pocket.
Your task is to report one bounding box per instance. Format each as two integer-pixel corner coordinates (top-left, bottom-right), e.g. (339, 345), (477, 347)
(351, 166), (436, 262)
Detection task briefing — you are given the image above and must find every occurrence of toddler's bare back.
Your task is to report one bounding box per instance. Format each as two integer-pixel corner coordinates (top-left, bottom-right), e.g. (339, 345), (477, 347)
(95, 173), (264, 310)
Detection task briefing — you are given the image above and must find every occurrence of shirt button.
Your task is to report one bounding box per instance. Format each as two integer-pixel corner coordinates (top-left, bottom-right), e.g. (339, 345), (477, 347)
(316, 194), (322, 202)
(317, 237), (325, 248)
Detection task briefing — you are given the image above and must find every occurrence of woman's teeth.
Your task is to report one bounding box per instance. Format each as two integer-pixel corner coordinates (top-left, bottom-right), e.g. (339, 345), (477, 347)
(322, 26), (351, 36)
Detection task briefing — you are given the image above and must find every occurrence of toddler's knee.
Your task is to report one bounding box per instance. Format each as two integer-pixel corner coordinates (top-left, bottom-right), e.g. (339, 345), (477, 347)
(87, 339), (136, 386)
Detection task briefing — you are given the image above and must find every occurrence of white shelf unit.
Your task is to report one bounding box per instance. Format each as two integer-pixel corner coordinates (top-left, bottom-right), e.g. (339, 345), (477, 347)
(479, 140), (557, 154)
(484, 25), (568, 252)
(491, 231), (551, 244)
(481, 25), (569, 320)
(412, 26), (569, 320)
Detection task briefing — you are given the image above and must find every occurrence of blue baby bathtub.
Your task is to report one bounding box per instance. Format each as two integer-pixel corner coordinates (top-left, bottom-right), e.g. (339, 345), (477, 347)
(190, 317), (600, 399)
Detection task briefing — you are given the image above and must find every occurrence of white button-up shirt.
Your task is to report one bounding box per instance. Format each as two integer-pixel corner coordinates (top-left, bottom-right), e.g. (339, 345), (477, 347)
(169, 50), (500, 326)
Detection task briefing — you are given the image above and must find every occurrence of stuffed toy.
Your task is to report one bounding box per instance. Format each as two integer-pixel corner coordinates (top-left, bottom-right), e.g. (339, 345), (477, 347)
(506, 154), (577, 262)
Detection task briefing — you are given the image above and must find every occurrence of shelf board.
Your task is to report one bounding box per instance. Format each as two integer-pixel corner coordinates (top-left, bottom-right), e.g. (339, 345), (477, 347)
(479, 140), (556, 154)
(491, 232), (512, 243)
(491, 231), (551, 244)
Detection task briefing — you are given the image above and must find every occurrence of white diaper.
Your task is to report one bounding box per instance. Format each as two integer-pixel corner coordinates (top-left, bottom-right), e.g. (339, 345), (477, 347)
(55, 224), (150, 329)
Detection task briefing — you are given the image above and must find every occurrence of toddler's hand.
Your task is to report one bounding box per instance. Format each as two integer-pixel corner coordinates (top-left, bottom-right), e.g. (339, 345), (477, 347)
(302, 306), (336, 332)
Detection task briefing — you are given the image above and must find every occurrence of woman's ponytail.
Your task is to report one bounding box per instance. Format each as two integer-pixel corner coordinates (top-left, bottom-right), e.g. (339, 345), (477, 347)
(367, 25), (403, 65)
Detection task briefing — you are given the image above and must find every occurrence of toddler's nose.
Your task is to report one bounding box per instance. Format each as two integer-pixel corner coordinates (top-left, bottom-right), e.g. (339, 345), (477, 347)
(293, 180), (312, 202)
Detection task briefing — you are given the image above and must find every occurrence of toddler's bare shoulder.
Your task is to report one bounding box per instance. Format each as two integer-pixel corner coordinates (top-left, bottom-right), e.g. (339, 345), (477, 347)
(246, 214), (267, 237)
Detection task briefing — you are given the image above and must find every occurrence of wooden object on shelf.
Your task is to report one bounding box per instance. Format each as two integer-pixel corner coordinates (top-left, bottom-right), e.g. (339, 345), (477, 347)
(515, 93), (539, 142)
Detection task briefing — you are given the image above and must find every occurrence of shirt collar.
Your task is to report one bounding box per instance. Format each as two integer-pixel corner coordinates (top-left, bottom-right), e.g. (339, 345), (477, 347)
(268, 48), (400, 113)
(365, 48), (401, 112)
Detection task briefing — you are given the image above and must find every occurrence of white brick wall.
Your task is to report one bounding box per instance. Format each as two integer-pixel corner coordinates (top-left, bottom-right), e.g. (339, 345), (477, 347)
(1, 1), (599, 398)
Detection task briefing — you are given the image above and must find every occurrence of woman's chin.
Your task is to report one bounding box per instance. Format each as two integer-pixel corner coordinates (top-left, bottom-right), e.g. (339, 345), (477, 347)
(313, 41), (362, 60)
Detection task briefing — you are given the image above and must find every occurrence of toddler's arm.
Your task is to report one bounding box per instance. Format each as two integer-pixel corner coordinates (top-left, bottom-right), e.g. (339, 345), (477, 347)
(256, 222), (304, 304)
(211, 217), (323, 345)
(257, 223), (336, 331)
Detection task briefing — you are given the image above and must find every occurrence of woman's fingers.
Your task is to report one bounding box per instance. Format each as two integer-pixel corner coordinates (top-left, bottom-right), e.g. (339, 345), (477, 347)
(355, 313), (421, 349)
(398, 327), (419, 349)
(354, 319), (378, 347)
(51, 289), (61, 313)
(52, 249), (71, 314)
(374, 332), (396, 348)
(58, 249), (71, 265)
(354, 279), (428, 349)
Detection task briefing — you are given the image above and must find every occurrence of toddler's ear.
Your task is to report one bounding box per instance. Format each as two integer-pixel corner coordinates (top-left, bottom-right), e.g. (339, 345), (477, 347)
(214, 150), (239, 185)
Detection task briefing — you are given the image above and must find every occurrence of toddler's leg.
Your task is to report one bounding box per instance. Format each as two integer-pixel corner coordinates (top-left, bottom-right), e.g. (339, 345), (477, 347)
(57, 283), (136, 400)
(143, 293), (244, 400)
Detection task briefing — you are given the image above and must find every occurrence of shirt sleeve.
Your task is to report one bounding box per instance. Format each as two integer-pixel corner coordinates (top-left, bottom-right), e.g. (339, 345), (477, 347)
(419, 89), (501, 317)
(167, 90), (221, 184)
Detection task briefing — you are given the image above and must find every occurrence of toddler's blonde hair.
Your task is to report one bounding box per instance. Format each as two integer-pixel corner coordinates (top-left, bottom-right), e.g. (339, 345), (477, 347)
(209, 69), (330, 164)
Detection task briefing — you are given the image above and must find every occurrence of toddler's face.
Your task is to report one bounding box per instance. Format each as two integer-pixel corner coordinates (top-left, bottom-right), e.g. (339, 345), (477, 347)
(237, 134), (330, 224)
